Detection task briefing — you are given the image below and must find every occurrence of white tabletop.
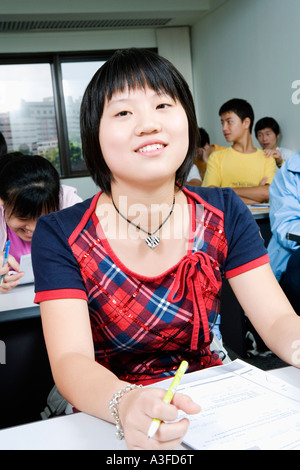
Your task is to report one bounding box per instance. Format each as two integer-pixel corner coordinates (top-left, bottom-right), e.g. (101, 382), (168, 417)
(0, 412), (126, 450)
(0, 283), (39, 322)
(0, 283), (35, 311)
(0, 365), (299, 450)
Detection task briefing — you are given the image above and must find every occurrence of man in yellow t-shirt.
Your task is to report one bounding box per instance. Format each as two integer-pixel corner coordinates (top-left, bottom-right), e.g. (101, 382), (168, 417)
(202, 99), (276, 204)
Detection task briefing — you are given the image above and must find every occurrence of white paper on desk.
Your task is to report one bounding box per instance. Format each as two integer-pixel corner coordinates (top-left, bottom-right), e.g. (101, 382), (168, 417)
(179, 360), (300, 450)
(18, 254), (34, 284)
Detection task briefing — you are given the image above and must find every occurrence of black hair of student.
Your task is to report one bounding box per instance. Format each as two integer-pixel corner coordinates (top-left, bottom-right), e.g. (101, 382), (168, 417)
(198, 128), (210, 147)
(0, 132), (7, 157)
(0, 152), (60, 219)
(254, 117), (280, 138)
(80, 48), (199, 194)
(219, 98), (255, 134)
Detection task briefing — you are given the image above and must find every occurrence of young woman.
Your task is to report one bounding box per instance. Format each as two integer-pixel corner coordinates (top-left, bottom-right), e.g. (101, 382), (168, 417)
(0, 152), (82, 292)
(32, 48), (300, 450)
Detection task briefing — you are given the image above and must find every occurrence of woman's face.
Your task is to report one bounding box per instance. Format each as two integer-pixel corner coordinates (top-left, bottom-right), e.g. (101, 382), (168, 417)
(5, 213), (37, 242)
(99, 85), (189, 189)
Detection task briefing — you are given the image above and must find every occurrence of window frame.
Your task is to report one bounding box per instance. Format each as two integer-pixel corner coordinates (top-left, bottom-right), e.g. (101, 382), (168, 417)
(0, 50), (117, 179)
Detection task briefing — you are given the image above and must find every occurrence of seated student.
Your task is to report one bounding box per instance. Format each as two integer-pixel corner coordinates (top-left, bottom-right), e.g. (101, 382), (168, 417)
(202, 98), (276, 205)
(0, 152), (82, 293)
(268, 153), (300, 314)
(195, 127), (226, 180)
(187, 128), (226, 187)
(255, 116), (295, 170)
(32, 48), (300, 451)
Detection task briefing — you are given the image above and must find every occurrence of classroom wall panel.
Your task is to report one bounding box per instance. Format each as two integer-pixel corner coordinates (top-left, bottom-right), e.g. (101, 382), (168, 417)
(191, 0), (300, 152)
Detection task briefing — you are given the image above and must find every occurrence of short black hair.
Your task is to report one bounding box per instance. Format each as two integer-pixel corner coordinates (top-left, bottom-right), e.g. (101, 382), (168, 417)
(0, 152), (60, 219)
(80, 48), (199, 194)
(219, 98), (255, 133)
(198, 128), (210, 147)
(254, 117), (280, 138)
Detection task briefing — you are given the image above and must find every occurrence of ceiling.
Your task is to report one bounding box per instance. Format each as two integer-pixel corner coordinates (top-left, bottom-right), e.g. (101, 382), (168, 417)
(0, 0), (228, 33)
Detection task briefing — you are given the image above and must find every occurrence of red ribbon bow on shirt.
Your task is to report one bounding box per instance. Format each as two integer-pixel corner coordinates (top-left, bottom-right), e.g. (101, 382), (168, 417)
(167, 252), (219, 350)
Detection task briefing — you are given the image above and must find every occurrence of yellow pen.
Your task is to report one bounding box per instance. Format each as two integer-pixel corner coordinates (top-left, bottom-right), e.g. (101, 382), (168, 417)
(147, 360), (189, 439)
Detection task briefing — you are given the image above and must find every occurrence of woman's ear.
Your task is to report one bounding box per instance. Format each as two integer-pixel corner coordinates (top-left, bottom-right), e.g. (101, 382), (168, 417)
(0, 198), (4, 207)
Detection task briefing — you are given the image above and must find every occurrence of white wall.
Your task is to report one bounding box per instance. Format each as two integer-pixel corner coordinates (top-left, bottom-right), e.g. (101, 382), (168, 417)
(156, 27), (193, 92)
(63, 176), (98, 200)
(191, 0), (300, 153)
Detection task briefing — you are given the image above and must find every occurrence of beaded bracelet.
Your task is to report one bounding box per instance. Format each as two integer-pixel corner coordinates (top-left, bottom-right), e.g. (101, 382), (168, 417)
(109, 384), (143, 439)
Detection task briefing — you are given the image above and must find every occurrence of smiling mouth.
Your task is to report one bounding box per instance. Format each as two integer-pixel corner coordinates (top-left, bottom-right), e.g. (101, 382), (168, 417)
(22, 229), (33, 237)
(137, 143), (165, 153)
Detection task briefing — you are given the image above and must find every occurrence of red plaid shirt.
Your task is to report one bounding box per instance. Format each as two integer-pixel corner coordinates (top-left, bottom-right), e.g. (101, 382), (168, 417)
(33, 187), (269, 385)
(70, 194), (225, 384)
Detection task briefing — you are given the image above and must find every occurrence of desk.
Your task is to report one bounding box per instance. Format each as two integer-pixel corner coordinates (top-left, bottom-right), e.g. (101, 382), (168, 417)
(0, 284), (53, 429)
(0, 283), (39, 322)
(0, 365), (298, 450)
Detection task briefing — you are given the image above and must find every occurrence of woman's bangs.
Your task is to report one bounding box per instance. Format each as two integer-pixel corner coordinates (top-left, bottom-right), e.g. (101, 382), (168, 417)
(104, 56), (178, 102)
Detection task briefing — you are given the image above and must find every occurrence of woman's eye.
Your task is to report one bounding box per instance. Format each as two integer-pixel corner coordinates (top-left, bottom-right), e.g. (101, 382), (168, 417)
(157, 103), (171, 109)
(116, 110), (131, 117)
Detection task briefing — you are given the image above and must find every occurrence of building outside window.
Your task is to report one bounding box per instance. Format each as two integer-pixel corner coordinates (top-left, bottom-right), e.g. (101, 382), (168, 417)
(0, 54), (106, 177)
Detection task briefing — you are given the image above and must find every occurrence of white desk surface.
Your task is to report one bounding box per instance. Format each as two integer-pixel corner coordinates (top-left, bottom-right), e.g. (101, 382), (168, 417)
(0, 283), (35, 312)
(0, 283), (39, 322)
(0, 366), (299, 451)
(0, 412), (126, 451)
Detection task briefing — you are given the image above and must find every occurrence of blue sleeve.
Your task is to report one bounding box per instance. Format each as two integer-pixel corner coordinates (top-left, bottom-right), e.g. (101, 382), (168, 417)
(269, 158), (300, 250)
(31, 213), (87, 300)
(221, 189), (268, 276)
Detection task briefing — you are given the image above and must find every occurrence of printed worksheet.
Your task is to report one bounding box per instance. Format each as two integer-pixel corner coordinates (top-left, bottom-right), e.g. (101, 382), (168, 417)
(177, 360), (300, 450)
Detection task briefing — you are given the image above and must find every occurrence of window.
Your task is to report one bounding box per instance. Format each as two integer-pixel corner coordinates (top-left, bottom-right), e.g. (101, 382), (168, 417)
(0, 52), (110, 177)
(61, 61), (105, 173)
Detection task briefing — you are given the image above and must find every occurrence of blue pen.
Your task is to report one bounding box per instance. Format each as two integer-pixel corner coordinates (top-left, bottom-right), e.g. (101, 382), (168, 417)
(0, 240), (11, 286)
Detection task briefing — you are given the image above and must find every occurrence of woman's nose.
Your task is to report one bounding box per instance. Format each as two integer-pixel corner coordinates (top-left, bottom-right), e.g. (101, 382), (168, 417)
(135, 111), (162, 135)
(24, 220), (37, 232)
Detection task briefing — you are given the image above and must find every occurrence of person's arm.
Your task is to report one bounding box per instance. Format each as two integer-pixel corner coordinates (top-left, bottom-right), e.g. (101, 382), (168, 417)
(234, 152), (277, 203)
(229, 263), (300, 366)
(40, 298), (200, 450)
(187, 178), (202, 187)
(232, 184), (270, 204)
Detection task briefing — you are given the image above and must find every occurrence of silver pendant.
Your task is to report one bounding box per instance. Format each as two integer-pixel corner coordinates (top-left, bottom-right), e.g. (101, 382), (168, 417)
(145, 235), (160, 249)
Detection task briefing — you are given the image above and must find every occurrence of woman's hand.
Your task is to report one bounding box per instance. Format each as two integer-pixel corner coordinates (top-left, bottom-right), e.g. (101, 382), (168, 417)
(0, 253), (23, 292)
(118, 386), (201, 450)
